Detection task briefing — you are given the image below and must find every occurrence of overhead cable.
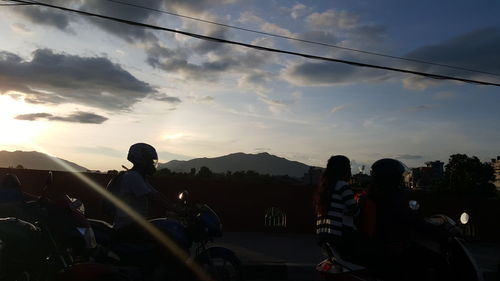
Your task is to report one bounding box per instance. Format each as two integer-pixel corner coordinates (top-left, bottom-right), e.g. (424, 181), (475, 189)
(4, 0), (500, 87)
(103, 0), (500, 78)
(0, 2), (33, 5)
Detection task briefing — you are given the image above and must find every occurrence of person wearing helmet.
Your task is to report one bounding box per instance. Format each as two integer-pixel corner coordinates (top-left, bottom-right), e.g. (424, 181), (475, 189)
(366, 158), (413, 245)
(109, 143), (178, 241)
(355, 159), (424, 280)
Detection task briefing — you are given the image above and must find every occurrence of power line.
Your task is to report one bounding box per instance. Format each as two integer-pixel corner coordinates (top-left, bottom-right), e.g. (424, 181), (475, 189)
(4, 0), (500, 87)
(0, 2), (33, 5)
(102, 0), (500, 78)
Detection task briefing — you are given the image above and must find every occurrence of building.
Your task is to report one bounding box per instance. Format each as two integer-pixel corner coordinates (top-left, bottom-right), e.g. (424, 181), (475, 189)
(409, 160), (444, 189)
(302, 166), (323, 186)
(490, 156), (500, 189)
(352, 172), (371, 190)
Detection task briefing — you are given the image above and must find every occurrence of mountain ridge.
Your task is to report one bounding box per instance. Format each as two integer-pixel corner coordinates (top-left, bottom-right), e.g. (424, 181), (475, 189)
(159, 152), (315, 178)
(0, 150), (87, 172)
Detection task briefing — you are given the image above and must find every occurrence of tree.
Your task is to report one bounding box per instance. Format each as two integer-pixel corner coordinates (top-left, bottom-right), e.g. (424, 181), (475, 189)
(15, 164), (24, 169)
(189, 168), (196, 176)
(156, 167), (172, 176)
(441, 154), (496, 196)
(197, 166), (213, 178)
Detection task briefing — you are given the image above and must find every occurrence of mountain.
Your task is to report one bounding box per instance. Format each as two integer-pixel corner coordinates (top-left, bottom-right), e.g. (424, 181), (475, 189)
(0, 150), (87, 172)
(159, 152), (314, 178)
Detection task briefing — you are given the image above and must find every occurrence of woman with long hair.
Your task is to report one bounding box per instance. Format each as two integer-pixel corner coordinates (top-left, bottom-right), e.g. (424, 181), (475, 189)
(314, 155), (359, 258)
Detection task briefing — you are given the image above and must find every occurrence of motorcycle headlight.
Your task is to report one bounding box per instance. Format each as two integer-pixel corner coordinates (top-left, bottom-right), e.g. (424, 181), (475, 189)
(76, 227), (97, 249)
(460, 212), (470, 225)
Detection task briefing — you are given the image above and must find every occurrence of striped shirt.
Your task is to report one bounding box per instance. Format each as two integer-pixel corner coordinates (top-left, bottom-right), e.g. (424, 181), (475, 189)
(316, 180), (359, 237)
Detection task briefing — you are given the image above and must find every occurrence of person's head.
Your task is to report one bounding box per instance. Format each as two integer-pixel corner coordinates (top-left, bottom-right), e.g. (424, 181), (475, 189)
(314, 155), (351, 215)
(127, 143), (158, 175)
(323, 155), (352, 183)
(370, 158), (407, 192)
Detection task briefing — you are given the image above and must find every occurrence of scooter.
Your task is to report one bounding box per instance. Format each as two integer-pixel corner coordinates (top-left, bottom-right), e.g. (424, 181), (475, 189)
(316, 201), (484, 281)
(89, 190), (242, 281)
(0, 172), (124, 281)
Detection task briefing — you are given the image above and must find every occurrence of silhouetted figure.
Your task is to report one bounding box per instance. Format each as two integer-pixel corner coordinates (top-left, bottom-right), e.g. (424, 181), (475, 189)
(314, 155), (360, 261)
(105, 143), (178, 242)
(357, 158), (432, 281)
(0, 174), (25, 217)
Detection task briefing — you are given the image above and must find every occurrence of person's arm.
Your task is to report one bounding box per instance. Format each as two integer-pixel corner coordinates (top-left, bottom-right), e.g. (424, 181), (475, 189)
(147, 189), (184, 213)
(340, 184), (360, 216)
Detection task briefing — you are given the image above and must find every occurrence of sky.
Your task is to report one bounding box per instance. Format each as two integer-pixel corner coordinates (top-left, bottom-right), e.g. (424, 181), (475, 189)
(0, 0), (499, 172)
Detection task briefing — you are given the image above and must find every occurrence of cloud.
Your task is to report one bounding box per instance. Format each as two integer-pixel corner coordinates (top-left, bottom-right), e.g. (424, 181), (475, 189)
(161, 0), (237, 14)
(11, 1), (272, 86)
(188, 95), (214, 103)
(306, 10), (360, 30)
(298, 30), (338, 45)
(238, 70), (274, 93)
(0, 49), (179, 110)
(149, 93), (182, 103)
(258, 96), (290, 108)
(15, 111), (108, 124)
(404, 104), (438, 113)
(276, 8), (389, 87)
(402, 27), (500, 89)
(239, 11), (297, 37)
(260, 22), (296, 37)
(11, 0), (238, 42)
(331, 104), (349, 114)
(13, 5), (73, 31)
(146, 41), (270, 81)
(11, 0), (161, 42)
(14, 113), (52, 121)
(281, 61), (389, 86)
(394, 154), (424, 160)
(302, 9), (386, 51)
(290, 3), (310, 20)
(10, 23), (32, 34)
(76, 146), (122, 157)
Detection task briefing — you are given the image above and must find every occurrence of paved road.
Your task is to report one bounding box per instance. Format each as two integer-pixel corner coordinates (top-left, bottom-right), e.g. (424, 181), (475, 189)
(215, 232), (499, 281)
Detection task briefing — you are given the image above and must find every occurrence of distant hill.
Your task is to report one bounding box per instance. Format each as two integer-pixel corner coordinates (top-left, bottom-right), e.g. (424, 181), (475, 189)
(0, 150), (87, 172)
(159, 152), (314, 178)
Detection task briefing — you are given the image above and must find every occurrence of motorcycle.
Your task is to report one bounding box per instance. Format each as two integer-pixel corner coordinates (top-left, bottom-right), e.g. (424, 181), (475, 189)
(0, 172), (123, 281)
(89, 190), (242, 281)
(316, 200), (484, 281)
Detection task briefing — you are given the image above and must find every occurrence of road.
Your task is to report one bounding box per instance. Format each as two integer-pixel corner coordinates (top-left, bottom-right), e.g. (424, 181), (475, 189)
(215, 232), (499, 281)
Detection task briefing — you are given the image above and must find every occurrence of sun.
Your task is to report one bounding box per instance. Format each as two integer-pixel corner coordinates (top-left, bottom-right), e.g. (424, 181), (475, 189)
(0, 95), (48, 146)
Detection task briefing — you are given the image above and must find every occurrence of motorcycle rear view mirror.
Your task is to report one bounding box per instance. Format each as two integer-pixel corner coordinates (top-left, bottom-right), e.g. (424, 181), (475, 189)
(460, 212), (470, 225)
(178, 190), (189, 203)
(409, 200), (420, 211)
(46, 171), (53, 185)
(41, 171), (54, 197)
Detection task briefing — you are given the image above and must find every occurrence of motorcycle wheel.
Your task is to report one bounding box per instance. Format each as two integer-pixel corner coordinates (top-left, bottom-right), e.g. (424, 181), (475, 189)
(197, 252), (241, 281)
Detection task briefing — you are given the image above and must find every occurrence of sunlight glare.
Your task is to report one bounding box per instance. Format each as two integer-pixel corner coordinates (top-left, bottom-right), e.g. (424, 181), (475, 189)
(0, 95), (48, 145)
(163, 132), (187, 140)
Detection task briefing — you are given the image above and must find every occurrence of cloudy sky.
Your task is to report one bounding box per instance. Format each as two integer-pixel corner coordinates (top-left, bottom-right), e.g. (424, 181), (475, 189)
(0, 0), (499, 171)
